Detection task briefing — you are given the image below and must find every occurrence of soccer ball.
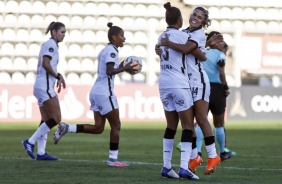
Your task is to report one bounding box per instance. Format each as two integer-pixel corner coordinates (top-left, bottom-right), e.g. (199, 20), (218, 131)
(123, 56), (142, 75)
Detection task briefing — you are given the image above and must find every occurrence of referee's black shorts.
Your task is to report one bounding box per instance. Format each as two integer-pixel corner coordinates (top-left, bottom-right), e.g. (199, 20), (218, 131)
(209, 82), (226, 115)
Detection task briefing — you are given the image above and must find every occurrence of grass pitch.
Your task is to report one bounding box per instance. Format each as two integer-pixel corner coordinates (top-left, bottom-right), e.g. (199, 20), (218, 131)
(0, 121), (281, 184)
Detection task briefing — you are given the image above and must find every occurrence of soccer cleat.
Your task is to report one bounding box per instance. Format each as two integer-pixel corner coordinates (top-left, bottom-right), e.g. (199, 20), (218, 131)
(220, 151), (232, 161)
(161, 167), (179, 178)
(107, 159), (129, 167)
(189, 155), (203, 173)
(36, 153), (58, 161)
(22, 140), (35, 159)
(225, 148), (237, 156)
(178, 167), (199, 180)
(53, 122), (69, 144)
(204, 155), (221, 175)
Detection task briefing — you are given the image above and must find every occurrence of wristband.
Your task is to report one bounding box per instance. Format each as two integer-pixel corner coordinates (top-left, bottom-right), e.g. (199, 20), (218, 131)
(56, 73), (61, 80)
(222, 84), (229, 90)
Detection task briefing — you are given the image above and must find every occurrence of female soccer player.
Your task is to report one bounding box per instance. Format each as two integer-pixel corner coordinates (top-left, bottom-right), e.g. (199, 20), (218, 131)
(22, 22), (66, 160)
(158, 2), (200, 180)
(158, 7), (221, 175)
(53, 22), (137, 167)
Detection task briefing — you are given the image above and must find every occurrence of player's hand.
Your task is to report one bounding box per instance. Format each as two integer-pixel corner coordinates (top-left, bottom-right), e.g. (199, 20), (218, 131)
(206, 34), (223, 47)
(56, 75), (66, 93)
(124, 59), (138, 74)
(160, 33), (169, 46)
(225, 89), (230, 97)
(155, 44), (162, 56)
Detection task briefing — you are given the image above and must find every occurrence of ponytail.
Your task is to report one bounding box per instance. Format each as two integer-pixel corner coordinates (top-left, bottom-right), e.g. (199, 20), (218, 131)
(45, 21), (65, 35)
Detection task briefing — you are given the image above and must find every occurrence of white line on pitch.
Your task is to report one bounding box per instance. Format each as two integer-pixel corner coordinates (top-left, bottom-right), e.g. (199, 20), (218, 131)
(1, 157), (282, 171)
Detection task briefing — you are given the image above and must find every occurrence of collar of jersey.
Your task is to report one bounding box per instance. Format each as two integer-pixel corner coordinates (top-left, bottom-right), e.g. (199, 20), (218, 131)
(50, 38), (59, 47)
(166, 27), (178, 30)
(185, 26), (202, 33)
(108, 43), (118, 52)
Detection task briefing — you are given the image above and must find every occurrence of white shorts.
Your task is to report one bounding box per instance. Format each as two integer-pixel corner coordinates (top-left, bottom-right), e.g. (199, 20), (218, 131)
(33, 88), (57, 107)
(89, 94), (118, 115)
(190, 82), (210, 103)
(159, 88), (193, 112)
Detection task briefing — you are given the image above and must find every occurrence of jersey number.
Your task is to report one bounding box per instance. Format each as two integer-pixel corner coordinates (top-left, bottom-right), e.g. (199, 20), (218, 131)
(161, 46), (169, 61)
(192, 87), (198, 97)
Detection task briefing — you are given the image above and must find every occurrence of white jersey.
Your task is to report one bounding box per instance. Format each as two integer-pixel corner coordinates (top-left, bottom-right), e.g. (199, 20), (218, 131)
(182, 28), (209, 85)
(91, 44), (119, 96)
(158, 27), (190, 89)
(34, 38), (59, 92)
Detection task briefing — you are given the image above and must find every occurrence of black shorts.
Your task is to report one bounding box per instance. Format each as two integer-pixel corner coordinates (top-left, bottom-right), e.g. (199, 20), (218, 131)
(209, 83), (226, 115)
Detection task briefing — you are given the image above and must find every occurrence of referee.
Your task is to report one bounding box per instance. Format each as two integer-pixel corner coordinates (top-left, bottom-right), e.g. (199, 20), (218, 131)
(201, 31), (232, 161)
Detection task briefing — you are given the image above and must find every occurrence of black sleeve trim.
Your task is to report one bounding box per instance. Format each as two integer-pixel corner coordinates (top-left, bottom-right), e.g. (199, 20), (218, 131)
(43, 55), (52, 60)
(188, 39), (199, 48)
(106, 62), (115, 65)
(217, 60), (225, 67)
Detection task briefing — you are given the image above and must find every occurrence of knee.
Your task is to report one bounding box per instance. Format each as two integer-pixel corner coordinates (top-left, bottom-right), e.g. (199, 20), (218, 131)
(95, 126), (105, 134)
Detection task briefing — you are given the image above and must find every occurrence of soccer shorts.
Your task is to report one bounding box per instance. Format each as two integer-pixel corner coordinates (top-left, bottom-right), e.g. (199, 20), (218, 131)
(159, 88), (193, 112)
(190, 82), (210, 103)
(89, 94), (118, 115)
(209, 83), (226, 115)
(33, 88), (57, 107)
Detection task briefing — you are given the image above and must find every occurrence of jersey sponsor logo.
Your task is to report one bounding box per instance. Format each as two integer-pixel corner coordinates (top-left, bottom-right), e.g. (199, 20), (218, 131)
(162, 100), (169, 107)
(110, 53), (116, 58)
(176, 99), (184, 106)
(49, 47), (54, 52)
(160, 64), (172, 70)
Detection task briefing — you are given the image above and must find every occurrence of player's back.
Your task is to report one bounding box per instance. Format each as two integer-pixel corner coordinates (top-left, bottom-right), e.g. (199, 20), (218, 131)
(158, 28), (190, 89)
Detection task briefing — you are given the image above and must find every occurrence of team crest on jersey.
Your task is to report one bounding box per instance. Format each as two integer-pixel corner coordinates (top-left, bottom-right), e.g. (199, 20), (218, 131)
(49, 47), (54, 52)
(176, 100), (184, 106)
(162, 100), (169, 107)
(110, 53), (116, 58)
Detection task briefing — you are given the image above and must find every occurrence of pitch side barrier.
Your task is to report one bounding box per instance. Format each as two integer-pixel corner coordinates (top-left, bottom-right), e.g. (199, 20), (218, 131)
(0, 84), (281, 122)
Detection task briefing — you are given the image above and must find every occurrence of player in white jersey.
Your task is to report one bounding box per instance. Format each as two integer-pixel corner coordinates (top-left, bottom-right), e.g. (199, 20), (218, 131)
(159, 2), (199, 180)
(22, 22), (66, 161)
(53, 22), (137, 167)
(158, 7), (221, 175)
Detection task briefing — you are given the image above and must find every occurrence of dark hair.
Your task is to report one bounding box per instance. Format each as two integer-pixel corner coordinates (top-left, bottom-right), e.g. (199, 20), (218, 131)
(194, 7), (211, 29)
(45, 21), (65, 35)
(206, 31), (221, 41)
(107, 22), (123, 42)
(164, 2), (181, 25)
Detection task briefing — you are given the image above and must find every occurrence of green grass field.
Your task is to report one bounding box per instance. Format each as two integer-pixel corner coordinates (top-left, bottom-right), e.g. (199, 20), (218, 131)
(0, 121), (282, 184)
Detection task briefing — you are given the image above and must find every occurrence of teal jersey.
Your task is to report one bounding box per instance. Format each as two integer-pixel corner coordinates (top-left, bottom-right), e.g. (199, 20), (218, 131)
(203, 48), (226, 83)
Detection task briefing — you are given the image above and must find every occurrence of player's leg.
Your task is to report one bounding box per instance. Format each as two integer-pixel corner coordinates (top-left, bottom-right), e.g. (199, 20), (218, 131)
(105, 108), (128, 167)
(194, 100), (220, 175)
(35, 107), (58, 160)
(22, 96), (60, 159)
(178, 107), (199, 179)
(159, 89), (179, 178)
(175, 88), (198, 179)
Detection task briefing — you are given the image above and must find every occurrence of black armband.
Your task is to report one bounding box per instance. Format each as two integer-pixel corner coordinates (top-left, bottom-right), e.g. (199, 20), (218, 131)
(222, 84), (229, 90)
(56, 73), (61, 80)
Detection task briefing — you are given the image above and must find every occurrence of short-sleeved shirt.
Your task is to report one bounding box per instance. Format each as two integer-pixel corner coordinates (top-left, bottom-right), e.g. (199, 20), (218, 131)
(34, 38), (59, 92)
(203, 48), (226, 84)
(91, 44), (119, 96)
(182, 28), (209, 85)
(158, 27), (190, 89)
